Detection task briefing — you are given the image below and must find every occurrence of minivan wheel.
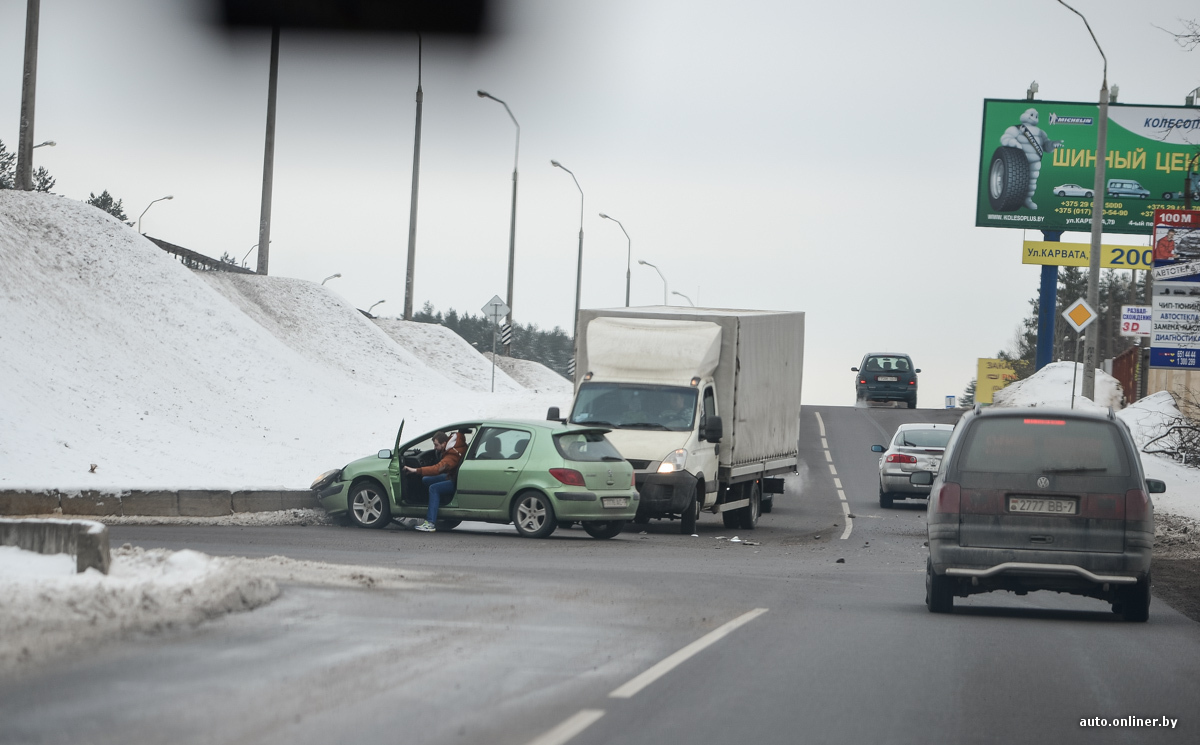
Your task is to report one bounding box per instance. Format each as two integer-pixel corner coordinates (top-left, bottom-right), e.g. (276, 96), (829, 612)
(926, 558), (953, 613)
(511, 491), (558, 539)
(1122, 573), (1151, 623)
(348, 481), (391, 529)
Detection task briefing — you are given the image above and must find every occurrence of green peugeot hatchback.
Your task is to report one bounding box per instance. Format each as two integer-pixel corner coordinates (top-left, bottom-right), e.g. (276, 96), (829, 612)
(311, 419), (639, 539)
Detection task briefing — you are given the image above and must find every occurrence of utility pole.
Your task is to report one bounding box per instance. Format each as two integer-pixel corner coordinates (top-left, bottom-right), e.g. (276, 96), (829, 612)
(14, 0), (40, 191)
(257, 25), (280, 276)
(403, 34), (424, 321)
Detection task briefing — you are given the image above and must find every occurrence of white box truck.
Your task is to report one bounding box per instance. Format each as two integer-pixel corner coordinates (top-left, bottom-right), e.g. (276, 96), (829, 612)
(549, 307), (804, 533)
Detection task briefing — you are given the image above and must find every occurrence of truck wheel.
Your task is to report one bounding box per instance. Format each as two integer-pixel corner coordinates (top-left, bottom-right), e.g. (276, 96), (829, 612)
(681, 489), (699, 534)
(926, 558), (953, 613)
(722, 509), (740, 529)
(987, 146), (1029, 212)
(511, 491), (558, 539)
(348, 480), (391, 529)
(582, 520), (625, 540)
(739, 481), (761, 530)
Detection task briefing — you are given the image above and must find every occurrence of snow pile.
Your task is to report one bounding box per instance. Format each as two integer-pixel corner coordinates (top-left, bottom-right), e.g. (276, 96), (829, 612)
(373, 318), (524, 393)
(0, 191), (569, 490)
(0, 542), (430, 674)
(1115, 392), (1200, 522)
(483, 352), (574, 394)
(992, 361), (1124, 410)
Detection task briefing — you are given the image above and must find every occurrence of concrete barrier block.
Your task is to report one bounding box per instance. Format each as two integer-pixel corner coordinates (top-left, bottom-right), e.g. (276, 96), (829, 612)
(60, 490), (122, 517)
(178, 490), (232, 516)
(0, 517), (110, 574)
(232, 490), (283, 513)
(122, 490), (179, 517)
(280, 490), (320, 510)
(0, 490), (60, 516)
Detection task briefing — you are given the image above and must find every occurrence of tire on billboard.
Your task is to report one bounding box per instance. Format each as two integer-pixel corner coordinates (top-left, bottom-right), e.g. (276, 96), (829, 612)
(987, 146), (1029, 212)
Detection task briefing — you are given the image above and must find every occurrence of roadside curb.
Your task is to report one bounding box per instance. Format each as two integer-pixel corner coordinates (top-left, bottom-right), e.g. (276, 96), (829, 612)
(0, 489), (318, 518)
(0, 517), (110, 574)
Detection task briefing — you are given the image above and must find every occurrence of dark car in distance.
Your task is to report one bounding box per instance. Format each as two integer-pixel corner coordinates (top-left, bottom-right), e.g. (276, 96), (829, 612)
(916, 406), (1165, 621)
(853, 353), (919, 408)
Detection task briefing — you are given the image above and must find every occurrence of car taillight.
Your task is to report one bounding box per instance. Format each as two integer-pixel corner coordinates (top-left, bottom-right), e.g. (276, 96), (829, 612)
(859, 379), (866, 384)
(886, 454), (917, 463)
(935, 482), (961, 514)
(1125, 488), (1151, 522)
(550, 468), (586, 486)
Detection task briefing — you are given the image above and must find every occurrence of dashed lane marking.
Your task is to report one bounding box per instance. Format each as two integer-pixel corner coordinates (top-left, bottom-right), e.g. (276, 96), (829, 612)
(524, 710), (606, 745)
(816, 410), (852, 540)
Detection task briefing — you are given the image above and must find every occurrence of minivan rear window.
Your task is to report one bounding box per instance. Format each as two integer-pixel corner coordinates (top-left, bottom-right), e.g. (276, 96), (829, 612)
(554, 432), (625, 462)
(958, 417), (1127, 474)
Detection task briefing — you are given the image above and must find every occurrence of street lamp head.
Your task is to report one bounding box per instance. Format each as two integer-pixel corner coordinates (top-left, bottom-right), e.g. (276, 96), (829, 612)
(33, 140), (56, 148)
(477, 90), (489, 98)
(637, 259), (650, 266)
(164, 195), (174, 200)
(599, 212), (609, 219)
(551, 160), (561, 168)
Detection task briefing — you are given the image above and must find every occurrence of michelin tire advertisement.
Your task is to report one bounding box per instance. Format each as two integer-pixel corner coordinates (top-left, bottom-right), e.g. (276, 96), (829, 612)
(977, 99), (1200, 235)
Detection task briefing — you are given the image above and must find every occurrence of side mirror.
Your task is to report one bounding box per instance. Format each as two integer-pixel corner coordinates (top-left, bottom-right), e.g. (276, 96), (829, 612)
(850, 367), (859, 372)
(547, 406), (561, 421)
(909, 471), (935, 486)
(377, 449), (393, 459)
(1146, 478), (1167, 494)
(871, 444), (885, 453)
(703, 415), (723, 443)
(915, 368), (922, 374)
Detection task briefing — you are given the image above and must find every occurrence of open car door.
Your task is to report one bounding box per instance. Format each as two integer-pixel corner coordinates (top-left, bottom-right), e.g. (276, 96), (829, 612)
(387, 420), (405, 491)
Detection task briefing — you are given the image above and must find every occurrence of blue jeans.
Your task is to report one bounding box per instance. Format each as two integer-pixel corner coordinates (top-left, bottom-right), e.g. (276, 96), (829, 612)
(422, 474), (455, 523)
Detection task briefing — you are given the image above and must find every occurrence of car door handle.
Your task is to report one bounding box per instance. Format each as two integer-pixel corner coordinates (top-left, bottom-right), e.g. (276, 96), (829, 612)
(505, 467), (519, 472)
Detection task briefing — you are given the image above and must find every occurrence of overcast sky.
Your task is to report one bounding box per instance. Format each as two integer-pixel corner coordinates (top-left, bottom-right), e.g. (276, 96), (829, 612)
(3, 0), (1198, 406)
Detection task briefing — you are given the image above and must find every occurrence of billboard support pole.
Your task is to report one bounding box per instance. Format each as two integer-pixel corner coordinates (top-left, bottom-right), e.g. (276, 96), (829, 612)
(1036, 230), (1062, 371)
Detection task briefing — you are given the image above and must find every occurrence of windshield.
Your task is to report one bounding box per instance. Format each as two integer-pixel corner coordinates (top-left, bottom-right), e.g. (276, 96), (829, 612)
(895, 429), (952, 448)
(570, 383), (698, 432)
(958, 417), (1127, 474)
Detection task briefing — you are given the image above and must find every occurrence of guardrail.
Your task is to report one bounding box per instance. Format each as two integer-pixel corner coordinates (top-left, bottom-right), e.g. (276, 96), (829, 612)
(145, 236), (257, 274)
(0, 517), (110, 574)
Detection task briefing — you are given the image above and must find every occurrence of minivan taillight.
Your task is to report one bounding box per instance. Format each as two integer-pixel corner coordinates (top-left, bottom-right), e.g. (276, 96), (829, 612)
(886, 454), (917, 464)
(550, 468), (586, 486)
(1125, 488), (1151, 522)
(935, 482), (961, 514)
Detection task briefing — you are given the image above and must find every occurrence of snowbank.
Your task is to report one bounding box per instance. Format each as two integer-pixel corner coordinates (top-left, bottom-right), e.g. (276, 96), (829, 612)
(483, 351), (573, 394)
(0, 191), (569, 490)
(992, 361), (1124, 410)
(0, 543), (430, 675)
(373, 318), (524, 393)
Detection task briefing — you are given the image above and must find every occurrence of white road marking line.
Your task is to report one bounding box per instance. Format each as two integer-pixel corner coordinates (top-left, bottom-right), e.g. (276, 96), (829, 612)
(840, 500), (853, 540)
(524, 709), (606, 745)
(836, 489), (847, 502)
(834, 478), (842, 489)
(828, 464), (837, 475)
(821, 437), (829, 449)
(608, 608), (769, 699)
(815, 411), (826, 437)
(823, 450), (832, 462)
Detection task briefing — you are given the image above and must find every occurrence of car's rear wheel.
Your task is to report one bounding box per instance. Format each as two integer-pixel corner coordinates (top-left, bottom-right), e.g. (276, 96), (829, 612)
(1122, 573), (1151, 622)
(879, 485), (894, 509)
(511, 491), (557, 538)
(582, 520), (625, 540)
(348, 480), (391, 529)
(905, 395), (917, 409)
(926, 558), (953, 613)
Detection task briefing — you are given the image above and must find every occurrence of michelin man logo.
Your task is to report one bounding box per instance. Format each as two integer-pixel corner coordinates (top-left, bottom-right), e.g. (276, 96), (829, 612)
(987, 108), (1064, 212)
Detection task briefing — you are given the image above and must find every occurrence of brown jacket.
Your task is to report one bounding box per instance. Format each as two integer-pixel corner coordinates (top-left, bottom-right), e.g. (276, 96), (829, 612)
(416, 432), (468, 478)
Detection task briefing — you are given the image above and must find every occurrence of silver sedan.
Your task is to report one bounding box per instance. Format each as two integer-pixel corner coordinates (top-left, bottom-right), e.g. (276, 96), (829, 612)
(872, 423), (954, 508)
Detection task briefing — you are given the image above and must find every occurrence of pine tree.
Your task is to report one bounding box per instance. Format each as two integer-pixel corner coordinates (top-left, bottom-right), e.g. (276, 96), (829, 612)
(0, 139), (16, 189)
(86, 190), (128, 220)
(960, 379), (976, 407)
(411, 303), (573, 378)
(32, 166), (55, 194)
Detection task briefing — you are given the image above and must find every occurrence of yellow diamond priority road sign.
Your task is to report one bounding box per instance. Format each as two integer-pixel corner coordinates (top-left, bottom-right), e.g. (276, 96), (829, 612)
(1062, 298), (1097, 333)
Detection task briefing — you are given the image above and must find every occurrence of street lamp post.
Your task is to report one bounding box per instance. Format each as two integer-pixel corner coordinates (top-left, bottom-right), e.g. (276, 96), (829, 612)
(258, 24), (280, 276)
(599, 213), (631, 307)
(321, 273), (342, 285)
(137, 195), (174, 234)
(552, 160), (585, 340)
(14, 0), (40, 191)
(403, 33), (424, 321)
(478, 90), (520, 354)
(638, 259), (668, 305)
(671, 290), (694, 307)
(1057, 0), (1107, 401)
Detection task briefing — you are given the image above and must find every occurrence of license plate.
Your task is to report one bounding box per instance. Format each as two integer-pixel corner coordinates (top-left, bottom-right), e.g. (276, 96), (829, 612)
(877, 376), (898, 382)
(1008, 496), (1077, 515)
(602, 497), (629, 509)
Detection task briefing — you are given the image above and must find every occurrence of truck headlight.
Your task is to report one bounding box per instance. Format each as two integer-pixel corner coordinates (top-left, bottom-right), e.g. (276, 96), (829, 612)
(657, 449), (687, 474)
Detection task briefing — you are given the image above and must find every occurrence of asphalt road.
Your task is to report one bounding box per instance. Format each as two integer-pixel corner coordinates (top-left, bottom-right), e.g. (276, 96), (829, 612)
(3, 404), (1199, 745)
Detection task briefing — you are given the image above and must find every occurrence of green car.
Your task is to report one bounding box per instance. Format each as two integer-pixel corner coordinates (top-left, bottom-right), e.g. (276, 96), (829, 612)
(311, 419), (639, 539)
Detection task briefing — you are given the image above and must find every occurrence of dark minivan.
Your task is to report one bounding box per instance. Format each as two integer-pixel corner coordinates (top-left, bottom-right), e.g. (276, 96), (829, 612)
(918, 406), (1165, 621)
(853, 353), (919, 408)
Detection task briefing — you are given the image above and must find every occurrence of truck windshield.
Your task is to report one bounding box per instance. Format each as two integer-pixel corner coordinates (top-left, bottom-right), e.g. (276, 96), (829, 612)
(570, 383), (698, 432)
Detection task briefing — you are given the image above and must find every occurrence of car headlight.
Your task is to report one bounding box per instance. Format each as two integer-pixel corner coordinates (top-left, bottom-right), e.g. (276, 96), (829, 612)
(311, 468), (342, 491)
(657, 449), (687, 474)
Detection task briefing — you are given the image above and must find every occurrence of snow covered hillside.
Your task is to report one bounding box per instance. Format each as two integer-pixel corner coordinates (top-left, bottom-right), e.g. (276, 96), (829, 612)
(0, 191), (571, 490)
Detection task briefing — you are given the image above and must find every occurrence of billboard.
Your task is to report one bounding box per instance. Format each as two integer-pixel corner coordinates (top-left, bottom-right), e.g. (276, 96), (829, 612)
(1150, 209), (1200, 368)
(977, 99), (1200, 235)
(976, 358), (1017, 405)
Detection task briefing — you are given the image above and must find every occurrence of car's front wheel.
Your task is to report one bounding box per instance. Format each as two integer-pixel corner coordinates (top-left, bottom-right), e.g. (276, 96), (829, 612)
(582, 521), (625, 539)
(435, 519), (461, 531)
(926, 558), (953, 613)
(1056, 190), (1065, 196)
(511, 491), (558, 538)
(1085, 191), (1093, 198)
(348, 480), (391, 529)
(680, 484), (699, 534)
